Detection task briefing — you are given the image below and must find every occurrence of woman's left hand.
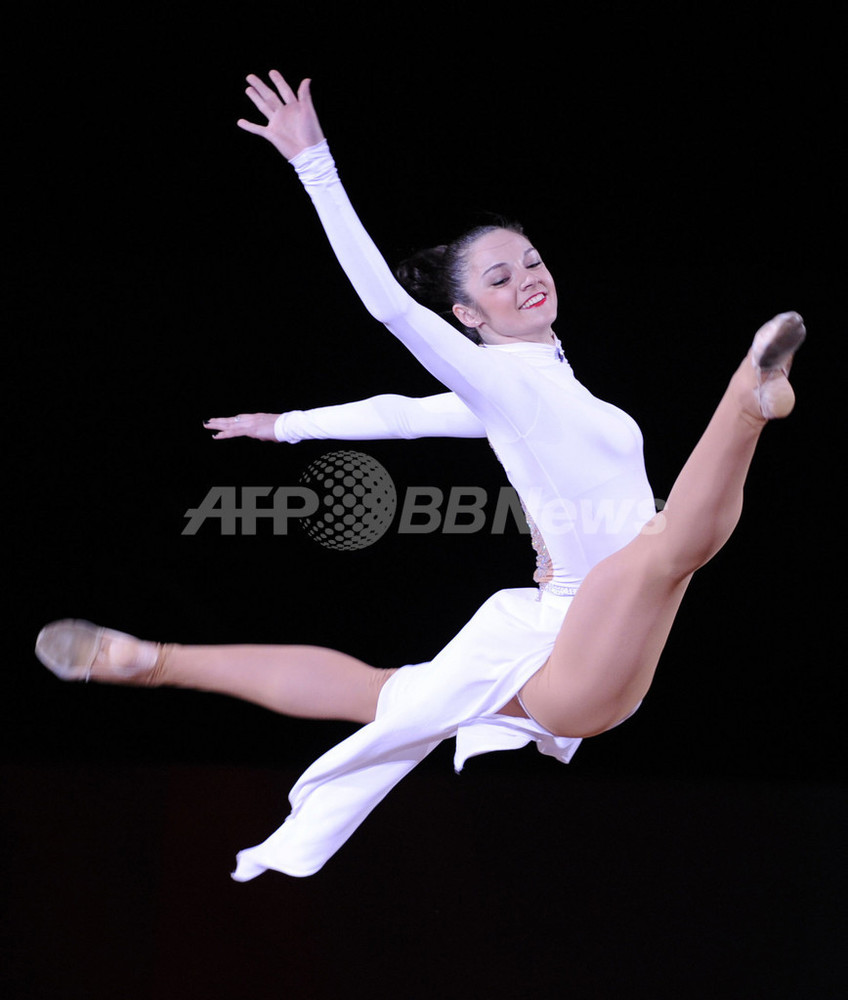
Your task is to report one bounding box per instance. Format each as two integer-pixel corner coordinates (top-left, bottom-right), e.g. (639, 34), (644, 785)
(237, 71), (324, 161)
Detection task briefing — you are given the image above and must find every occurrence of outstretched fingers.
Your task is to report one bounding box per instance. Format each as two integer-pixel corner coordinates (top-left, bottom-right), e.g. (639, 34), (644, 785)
(236, 70), (323, 159)
(241, 76), (278, 122)
(203, 413), (281, 442)
(243, 70), (299, 117)
(268, 69), (299, 103)
(204, 416), (245, 439)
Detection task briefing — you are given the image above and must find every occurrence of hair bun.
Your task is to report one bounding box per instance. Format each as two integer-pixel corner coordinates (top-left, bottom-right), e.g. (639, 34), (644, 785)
(395, 219), (525, 343)
(395, 246), (451, 312)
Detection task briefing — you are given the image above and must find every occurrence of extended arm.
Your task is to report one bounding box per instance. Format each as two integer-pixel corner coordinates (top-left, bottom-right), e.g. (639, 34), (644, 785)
(204, 392), (486, 442)
(275, 392), (486, 442)
(237, 73), (533, 431)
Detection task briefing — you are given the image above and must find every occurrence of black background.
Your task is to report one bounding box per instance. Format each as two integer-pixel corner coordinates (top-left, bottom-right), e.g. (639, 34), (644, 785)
(5, 3), (845, 998)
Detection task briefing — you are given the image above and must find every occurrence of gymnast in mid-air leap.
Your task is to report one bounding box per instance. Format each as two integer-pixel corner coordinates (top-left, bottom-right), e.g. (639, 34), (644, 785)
(36, 70), (806, 880)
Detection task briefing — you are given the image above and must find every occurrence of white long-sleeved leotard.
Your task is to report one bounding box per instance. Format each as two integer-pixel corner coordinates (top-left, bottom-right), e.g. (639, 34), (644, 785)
(274, 391), (486, 443)
(231, 141), (655, 880)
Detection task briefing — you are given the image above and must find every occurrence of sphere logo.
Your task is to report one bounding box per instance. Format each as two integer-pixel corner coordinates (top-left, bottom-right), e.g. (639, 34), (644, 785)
(298, 450), (397, 550)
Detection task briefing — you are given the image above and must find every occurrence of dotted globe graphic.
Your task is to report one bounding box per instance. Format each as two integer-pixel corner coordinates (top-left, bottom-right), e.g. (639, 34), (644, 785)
(298, 450), (397, 551)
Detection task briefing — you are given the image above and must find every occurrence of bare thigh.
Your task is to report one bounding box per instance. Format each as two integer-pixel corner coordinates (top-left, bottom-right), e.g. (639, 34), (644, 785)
(519, 529), (693, 738)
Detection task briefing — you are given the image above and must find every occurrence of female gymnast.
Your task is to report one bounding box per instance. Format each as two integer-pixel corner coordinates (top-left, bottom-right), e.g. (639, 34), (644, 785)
(35, 71), (806, 880)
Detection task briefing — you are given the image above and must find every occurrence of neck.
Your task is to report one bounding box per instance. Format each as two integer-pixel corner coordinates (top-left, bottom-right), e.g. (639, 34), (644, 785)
(478, 327), (557, 347)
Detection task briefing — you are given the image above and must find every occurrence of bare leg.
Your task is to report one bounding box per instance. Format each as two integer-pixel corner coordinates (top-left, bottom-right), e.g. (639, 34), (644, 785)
(35, 624), (396, 725)
(155, 643), (395, 724)
(519, 314), (803, 738)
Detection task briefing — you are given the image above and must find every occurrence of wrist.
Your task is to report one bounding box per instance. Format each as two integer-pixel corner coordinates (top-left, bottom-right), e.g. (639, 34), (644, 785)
(274, 413), (289, 442)
(289, 139), (337, 184)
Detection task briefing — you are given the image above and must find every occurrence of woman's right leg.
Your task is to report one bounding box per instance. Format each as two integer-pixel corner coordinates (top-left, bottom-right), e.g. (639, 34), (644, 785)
(35, 623), (395, 725)
(518, 311), (805, 738)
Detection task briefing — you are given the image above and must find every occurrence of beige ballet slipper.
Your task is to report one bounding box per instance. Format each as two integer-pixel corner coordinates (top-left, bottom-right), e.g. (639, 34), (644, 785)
(749, 311), (806, 420)
(35, 619), (169, 685)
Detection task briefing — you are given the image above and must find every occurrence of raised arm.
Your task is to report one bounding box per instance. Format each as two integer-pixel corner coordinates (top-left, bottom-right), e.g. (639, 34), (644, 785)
(237, 74), (442, 329)
(204, 392), (486, 442)
(237, 72), (531, 430)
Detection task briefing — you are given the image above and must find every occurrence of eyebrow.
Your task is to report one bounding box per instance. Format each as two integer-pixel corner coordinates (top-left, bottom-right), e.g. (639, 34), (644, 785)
(481, 247), (539, 277)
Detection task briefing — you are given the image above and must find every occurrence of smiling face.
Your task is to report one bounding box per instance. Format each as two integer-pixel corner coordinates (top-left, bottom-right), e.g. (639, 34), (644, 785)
(451, 229), (558, 346)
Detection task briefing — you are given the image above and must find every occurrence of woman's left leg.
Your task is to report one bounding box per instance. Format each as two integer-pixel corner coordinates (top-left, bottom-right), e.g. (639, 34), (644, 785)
(35, 624), (396, 725)
(518, 312), (804, 737)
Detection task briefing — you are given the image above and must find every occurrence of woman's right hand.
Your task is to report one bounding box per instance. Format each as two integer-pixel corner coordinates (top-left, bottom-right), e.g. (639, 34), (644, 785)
(203, 413), (281, 441)
(237, 72), (324, 161)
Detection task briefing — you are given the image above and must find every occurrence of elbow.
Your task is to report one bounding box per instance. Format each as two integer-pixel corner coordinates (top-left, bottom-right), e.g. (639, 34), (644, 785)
(364, 288), (416, 328)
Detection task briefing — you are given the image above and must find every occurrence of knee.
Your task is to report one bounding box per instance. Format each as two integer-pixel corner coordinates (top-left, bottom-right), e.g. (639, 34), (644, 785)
(634, 522), (705, 586)
(640, 508), (728, 580)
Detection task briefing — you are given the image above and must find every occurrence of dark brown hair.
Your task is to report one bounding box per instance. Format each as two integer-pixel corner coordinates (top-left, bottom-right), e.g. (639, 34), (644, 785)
(395, 220), (525, 343)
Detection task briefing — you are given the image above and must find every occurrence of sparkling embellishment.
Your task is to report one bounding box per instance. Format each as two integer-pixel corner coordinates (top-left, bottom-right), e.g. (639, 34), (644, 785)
(520, 498), (580, 599)
(520, 500), (553, 586)
(539, 582), (581, 597)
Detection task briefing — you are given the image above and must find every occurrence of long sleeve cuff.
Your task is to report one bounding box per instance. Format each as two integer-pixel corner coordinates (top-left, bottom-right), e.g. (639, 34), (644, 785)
(290, 139), (338, 188)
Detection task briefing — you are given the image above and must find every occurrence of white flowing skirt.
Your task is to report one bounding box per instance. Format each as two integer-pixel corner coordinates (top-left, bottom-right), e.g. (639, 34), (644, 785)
(232, 587), (585, 880)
